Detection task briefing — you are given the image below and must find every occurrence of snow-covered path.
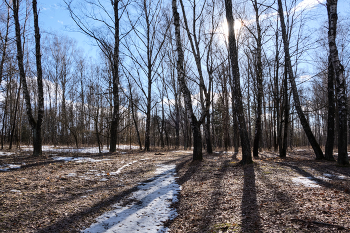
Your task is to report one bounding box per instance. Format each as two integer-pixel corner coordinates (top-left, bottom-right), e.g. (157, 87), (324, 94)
(82, 164), (180, 233)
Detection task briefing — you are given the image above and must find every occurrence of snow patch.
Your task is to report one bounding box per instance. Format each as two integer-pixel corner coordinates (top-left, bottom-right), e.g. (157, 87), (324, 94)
(0, 151), (15, 156)
(173, 150), (192, 154)
(292, 177), (321, 188)
(110, 161), (138, 176)
(21, 145), (139, 154)
(10, 190), (22, 193)
(0, 164), (21, 171)
(82, 164), (180, 233)
(53, 157), (111, 163)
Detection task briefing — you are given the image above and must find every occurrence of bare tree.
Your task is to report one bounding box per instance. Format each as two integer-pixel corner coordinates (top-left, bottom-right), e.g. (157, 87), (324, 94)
(12, 0), (44, 156)
(172, 0), (208, 160)
(123, 0), (169, 151)
(277, 0), (324, 160)
(327, 0), (348, 165)
(178, 0), (215, 154)
(225, 0), (252, 164)
(65, 0), (128, 152)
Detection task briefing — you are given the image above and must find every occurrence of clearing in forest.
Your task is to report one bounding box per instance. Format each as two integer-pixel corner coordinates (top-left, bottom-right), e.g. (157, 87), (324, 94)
(0, 148), (349, 232)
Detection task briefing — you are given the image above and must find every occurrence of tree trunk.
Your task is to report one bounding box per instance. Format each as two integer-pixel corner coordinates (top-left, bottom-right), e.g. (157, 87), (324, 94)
(172, 0), (202, 161)
(13, 0), (43, 156)
(110, 0), (120, 153)
(0, 5), (10, 85)
(205, 114), (213, 153)
(277, 0), (324, 160)
(327, 0), (348, 165)
(32, 0), (44, 156)
(225, 0), (252, 164)
(280, 65), (289, 158)
(9, 81), (21, 150)
(144, 76), (152, 151)
(325, 58), (335, 161)
(252, 0), (263, 159)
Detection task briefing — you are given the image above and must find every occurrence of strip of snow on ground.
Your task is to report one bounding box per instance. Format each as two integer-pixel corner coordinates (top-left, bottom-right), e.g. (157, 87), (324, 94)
(21, 145), (139, 154)
(82, 164), (180, 233)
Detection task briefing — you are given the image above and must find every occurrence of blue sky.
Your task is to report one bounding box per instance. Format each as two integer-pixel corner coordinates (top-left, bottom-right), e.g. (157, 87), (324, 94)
(36, 0), (348, 60)
(38, 0), (99, 58)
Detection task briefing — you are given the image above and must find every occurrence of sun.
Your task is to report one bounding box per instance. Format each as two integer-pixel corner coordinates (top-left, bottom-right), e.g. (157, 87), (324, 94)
(219, 18), (244, 43)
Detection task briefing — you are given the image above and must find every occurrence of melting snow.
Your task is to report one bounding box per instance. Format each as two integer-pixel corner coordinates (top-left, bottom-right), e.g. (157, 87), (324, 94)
(82, 164), (180, 233)
(0, 164), (22, 171)
(173, 150), (192, 154)
(10, 190), (22, 193)
(21, 145), (139, 154)
(292, 177), (321, 188)
(110, 161), (138, 176)
(53, 157), (111, 163)
(0, 151), (15, 156)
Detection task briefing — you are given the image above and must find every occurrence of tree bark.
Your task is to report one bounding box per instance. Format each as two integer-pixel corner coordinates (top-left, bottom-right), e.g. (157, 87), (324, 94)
(280, 64), (289, 158)
(327, 0), (348, 165)
(13, 0), (44, 156)
(172, 0), (202, 161)
(277, 0), (324, 160)
(252, 0), (263, 159)
(325, 58), (335, 161)
(110, 0), (120, 153)
(33, 0), (44, 156)
(225, 0), (252, 164)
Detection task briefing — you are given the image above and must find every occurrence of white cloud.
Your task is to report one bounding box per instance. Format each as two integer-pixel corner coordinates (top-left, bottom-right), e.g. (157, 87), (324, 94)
(293, 0), (326, 12)
(57, 20), (63, 24)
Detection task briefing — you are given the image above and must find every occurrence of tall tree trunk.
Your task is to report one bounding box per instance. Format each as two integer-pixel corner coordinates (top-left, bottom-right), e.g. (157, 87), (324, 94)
(225, 0), (252, 164)
(327, 0), (348, 165)
(252, 0), (263, 159)
(32, 0), (44, 156)
(277, 0), (324, 160)
(110, 0), (120, 153)
(0, 5), (10, 85)
(13, 0), (44, 156)
(172, 0), (202, 161)
(145, 76), (152, 151)
(280, 65), (289, 158)
(9, 81), (21, 150)
(175, 91), (180, 149)
(274, 21), (280, 152)
(325, 58), (335, 161)
(205, 112), (213, 153)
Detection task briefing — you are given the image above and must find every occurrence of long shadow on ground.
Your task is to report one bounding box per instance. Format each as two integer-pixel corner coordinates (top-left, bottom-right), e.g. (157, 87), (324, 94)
(241, 164), (262, 233)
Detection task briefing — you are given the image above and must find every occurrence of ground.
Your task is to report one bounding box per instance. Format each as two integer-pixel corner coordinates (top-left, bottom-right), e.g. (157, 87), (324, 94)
(0, 147), (350, 232)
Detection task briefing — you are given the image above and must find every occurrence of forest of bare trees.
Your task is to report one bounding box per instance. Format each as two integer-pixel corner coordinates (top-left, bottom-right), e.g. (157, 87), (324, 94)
(0, 0), (349, 164)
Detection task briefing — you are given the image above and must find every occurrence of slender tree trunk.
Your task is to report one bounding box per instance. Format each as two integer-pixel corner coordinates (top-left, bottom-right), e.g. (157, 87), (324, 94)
(172, 0), (202, 161)
(205, 113), (213, 153)
(1, 83), (9, 150)
(280, 66), (289, 158)
(32, 0), (44, 156)
(325, 58), (335, 161)
(0, 5), (10, 86)
(145, 76), (152, 151)
(131, 101), (142, 150)
(13, 0), (44, 156)
(274, 26), (280, 152)
(175, 91), (180, 149)
(252, 0), (263, 159)
(277, 0), (324, 160)
(327, 0), (348, 165)
(225, 0), (252, 164)
(110, 0), (120, 153)
(9, 81), (21, 150)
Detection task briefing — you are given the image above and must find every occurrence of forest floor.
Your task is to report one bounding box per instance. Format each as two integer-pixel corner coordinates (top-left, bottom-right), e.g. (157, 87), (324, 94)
(0, 147), (350, 232)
